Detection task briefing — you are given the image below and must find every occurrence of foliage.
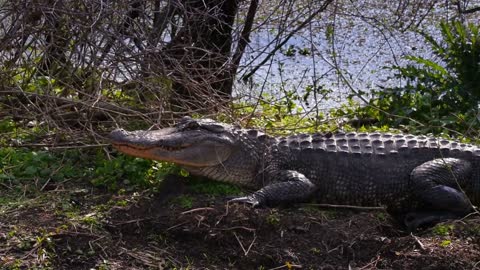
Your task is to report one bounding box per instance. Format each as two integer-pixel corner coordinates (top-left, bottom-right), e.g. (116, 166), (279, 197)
(0, 147), (183, 192)
(432, 224), (455, 236)
(229, 90), (408, 138)
(366, 21), (480, 135)
(0, 117), (49, 146)
(0, 148), (86, 187)
(439, 239), (452, 247)
(266, 210), (281, 225)
(93, 154), (161, 190)
(0, 140), (245, 197)
(230, 90), (341, 136)
(172, 195), (194, 209)
(230, 95), (316, 135)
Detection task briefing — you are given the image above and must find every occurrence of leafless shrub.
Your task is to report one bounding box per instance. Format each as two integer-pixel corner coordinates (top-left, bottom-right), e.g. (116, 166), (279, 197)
(0, 0), (476, 144)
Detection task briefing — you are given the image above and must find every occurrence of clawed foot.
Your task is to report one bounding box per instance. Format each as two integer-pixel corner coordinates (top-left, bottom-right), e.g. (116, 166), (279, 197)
(227, 196), (262, 208)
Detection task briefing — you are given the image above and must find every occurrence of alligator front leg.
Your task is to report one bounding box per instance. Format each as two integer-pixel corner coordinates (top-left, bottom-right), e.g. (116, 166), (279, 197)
(404, 158), (475, 230)
(229, 170), (317, 207)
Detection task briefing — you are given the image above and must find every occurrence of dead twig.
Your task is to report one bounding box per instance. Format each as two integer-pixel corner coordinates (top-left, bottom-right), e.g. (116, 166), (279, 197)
(241, 0), (333, 81)
(122, 247), (169, 268)
(233, 232), (256, 256)
(410, 233), (426, 251)
(165, 221), (189, 231)
(267, 262), (303, 270)
(111, 218), (152, 226)
(217, 226), (256, 232)
(180, 207), (215, 215)
(359, 255), (381, 270)
(301, 203), (385, 211)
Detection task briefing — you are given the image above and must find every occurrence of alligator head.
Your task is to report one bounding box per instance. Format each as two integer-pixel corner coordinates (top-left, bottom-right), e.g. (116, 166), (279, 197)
(109, 116), (238, 167)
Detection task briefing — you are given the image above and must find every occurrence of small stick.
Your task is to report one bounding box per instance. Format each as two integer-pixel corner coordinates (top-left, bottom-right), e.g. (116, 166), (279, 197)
(181, 207), (215, 215)
(218, 226), (256, 232)
(411, 233), (426, 251)
(233, 232), (247, 256)
(244, 234), (257, 256)
(165, 221), (189, 231)
(302, 203), (385, 211)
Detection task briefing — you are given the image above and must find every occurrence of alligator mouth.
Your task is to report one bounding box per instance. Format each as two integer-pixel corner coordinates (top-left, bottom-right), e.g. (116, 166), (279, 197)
(109, 128), (234, 166)
(109, 128), (190, 152)
(112, 143), (189, 152)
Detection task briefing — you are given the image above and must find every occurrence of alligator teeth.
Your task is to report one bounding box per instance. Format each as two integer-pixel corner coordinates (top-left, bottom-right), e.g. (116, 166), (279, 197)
(162, 146), (183, 151)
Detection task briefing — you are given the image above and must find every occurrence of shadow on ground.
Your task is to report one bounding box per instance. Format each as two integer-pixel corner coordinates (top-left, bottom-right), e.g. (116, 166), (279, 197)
(1, 176), (480, 269)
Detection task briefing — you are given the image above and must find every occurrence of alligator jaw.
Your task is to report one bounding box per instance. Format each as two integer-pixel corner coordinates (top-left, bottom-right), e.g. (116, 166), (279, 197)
(111, 142), (188, 160)
(109, 128), (234, 167)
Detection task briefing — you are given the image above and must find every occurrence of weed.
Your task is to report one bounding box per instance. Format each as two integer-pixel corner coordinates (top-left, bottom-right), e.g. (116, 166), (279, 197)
(7, 259), (23, 270)
(0, 145), (186, 193)
(432, 224), (455, 236)
(439, 239), (452, 247)
(93, 153), (186, 190)
(7, 228), (17, 238)
(81, 214), (100, 227)
(0, 148), (84, 188)
(147, 233), (168, 244)
(97, 260), (110, 270)
(266, 210), (281, 225)
(173, 195), (194, 209)
(376, 212), (388, 222)
(116, 200), (128, 207)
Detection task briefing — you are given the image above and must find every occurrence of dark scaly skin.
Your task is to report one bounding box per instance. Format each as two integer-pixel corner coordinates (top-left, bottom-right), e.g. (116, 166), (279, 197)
(109, 117), (480, 229)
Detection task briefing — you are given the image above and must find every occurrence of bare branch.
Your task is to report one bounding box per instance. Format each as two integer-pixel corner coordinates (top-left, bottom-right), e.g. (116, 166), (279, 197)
(241, 0), (333, 82)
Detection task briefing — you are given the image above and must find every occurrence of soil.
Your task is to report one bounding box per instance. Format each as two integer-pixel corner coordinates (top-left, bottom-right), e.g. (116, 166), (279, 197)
(1, 176), (480, 270)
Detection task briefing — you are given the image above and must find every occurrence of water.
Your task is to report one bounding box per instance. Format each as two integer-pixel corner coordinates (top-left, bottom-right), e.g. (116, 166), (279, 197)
(234, 0), (480, 110)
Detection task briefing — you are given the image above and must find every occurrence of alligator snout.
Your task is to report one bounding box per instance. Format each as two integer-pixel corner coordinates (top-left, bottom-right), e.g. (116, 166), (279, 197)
(109, 129), (130, 142)
(109, 127), (180, 147)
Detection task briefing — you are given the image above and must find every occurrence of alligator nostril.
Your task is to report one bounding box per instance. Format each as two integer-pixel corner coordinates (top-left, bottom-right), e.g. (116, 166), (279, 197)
(109, 129), (129, 140)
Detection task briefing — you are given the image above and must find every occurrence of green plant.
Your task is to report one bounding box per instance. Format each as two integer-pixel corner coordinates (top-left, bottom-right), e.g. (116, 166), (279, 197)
(283, 45), (297, 57)
(266, 210), (280, 225)
(367, 21), (480, 135)
(81, 214), (101, 227)
(439, 239), (452, 247)
(432, 223), (455, 236)
(0, 144), (185, 194)
(376, 212), (388, 222)
(0, 117), (16, 133)
(0, 148), (86, 190)
(173, 195), (194, 209)
(92, 152), (182, 190)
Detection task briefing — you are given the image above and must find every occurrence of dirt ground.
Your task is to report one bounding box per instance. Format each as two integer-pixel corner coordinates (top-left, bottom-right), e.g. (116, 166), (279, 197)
(1, 176), (480, 270)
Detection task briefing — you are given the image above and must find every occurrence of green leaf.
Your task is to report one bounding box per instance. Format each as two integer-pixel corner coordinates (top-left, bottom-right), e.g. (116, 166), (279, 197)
(24, 166), (38, 176)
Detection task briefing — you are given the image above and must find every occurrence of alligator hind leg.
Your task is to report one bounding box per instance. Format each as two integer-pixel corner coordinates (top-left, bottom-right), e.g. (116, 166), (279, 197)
(406, 158), (474, 230)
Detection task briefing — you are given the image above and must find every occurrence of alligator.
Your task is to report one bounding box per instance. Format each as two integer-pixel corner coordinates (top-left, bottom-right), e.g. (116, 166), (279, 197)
(109, 116), (480, 230)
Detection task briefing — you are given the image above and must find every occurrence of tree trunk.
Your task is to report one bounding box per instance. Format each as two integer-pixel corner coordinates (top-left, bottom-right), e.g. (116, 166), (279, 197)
(162, 0), (240, 111)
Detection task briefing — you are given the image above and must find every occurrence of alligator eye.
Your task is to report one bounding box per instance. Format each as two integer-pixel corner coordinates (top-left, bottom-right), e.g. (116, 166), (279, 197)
(180, 116), (192, 122)
(186, 121), (200, 129)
